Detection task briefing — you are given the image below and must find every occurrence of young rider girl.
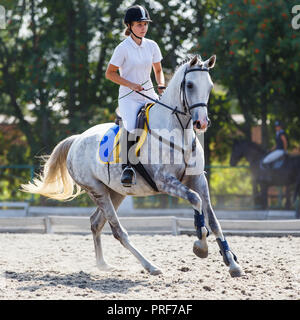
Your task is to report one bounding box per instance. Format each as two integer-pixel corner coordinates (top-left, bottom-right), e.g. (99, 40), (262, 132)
(106, 5), (165, 186)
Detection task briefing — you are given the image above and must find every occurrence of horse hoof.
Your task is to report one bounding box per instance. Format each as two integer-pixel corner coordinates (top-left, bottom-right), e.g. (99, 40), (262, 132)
(229, 267), (244, 278)
(97, 263), (117, 272)
(149, 267), (162, 276)
(193, 240), (208, 258)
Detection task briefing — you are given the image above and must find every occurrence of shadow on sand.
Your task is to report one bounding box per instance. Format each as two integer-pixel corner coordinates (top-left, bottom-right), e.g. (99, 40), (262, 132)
(5, 270), (149, 294)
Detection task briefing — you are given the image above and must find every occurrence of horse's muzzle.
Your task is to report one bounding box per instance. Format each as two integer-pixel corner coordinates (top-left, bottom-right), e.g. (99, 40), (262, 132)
(193, 118), (211, 131)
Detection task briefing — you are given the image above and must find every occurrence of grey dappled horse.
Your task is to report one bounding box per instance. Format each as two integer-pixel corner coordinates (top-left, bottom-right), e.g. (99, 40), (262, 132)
(22, 55), (243, 277)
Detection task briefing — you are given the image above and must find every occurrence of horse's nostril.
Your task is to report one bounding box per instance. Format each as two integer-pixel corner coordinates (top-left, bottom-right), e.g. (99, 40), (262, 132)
(193, 121), (201, 129)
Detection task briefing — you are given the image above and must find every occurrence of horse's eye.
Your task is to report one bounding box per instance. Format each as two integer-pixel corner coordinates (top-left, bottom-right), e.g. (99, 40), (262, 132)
(187, 82), (193, 89)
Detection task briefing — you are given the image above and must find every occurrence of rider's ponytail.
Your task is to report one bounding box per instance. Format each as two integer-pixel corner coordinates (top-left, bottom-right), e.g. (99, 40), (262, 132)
(124, 24), (131, 36)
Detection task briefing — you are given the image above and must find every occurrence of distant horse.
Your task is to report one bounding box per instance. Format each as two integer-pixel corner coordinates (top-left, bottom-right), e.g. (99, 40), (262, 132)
(21, 55), (243, 277)
(230, 139), (300, 213)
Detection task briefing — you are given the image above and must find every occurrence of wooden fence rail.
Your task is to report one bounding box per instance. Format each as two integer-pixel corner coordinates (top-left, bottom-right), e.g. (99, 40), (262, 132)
(0, 202), (29, 217)
(0, 216), (300, 236)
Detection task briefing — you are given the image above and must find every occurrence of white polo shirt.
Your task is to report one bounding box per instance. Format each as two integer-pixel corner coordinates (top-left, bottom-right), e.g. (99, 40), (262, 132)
(109, 36), (163, 100)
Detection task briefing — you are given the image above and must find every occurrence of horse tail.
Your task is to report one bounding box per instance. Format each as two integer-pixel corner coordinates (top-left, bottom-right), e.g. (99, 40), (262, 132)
(21, 135), (82, 201)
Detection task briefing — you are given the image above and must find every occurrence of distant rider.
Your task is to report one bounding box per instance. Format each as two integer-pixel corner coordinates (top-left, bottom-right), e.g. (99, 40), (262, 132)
(262, 120), (288, 168)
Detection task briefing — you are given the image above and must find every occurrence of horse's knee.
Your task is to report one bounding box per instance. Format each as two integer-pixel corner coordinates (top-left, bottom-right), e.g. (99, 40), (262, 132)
(188, 191), (202, 209)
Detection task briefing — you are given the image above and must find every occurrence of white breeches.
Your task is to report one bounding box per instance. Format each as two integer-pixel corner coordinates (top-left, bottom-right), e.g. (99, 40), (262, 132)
(118, 93), (158, 133)
(262, 149), (285, 164)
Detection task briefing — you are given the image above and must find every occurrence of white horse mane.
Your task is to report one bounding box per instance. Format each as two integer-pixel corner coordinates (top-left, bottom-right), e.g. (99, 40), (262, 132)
(168, 54), (205, 89)
(175, 54), (204, 72)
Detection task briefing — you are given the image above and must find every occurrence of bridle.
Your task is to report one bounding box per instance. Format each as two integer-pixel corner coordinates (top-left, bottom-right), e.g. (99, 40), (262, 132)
(135, 65), (210, 130)
(178, 66), (210, 130)
(180, 66), (210, 113)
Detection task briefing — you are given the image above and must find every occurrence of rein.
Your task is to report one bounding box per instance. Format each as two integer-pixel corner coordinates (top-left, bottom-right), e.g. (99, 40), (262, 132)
(135, 65), (210, 130)
(135, 90), (191, 131)
(134, 91), (186, 115)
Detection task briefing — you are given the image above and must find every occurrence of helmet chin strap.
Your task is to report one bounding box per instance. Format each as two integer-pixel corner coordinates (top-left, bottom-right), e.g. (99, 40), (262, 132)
(129, 25), (143, 40)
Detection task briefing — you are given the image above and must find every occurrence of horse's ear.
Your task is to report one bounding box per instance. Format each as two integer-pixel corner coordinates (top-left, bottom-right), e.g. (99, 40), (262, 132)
(204, 55), (216, 69)
(189, 55), (198, 67)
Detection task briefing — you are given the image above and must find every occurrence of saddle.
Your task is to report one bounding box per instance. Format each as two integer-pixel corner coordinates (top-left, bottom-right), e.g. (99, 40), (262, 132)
(99, 103), (158, 191)
(115, 102), (152, 135)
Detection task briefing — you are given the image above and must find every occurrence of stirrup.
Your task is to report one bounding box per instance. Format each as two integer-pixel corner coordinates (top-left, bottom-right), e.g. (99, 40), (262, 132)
(121, 166), (137, 187)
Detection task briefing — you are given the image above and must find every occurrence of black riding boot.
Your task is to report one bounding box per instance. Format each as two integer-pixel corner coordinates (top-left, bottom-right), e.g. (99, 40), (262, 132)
(121, 131), (136, 187)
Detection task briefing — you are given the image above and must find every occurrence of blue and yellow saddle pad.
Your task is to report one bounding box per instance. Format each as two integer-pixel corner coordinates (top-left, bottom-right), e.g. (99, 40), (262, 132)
(99, 124), (121, 164)
(98, 103), (154, 164)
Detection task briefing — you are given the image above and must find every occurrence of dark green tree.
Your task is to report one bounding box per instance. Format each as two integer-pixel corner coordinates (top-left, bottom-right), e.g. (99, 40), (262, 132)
(198, 0), (300, 150)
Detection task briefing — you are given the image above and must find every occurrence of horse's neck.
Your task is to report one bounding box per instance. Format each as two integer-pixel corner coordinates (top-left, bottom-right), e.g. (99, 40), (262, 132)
(148, 96), (176, 131)
(245, 143), (264, 164)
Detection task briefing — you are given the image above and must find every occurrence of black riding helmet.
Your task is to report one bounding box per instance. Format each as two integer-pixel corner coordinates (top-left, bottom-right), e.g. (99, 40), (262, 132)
(124, 5), (152, 24)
